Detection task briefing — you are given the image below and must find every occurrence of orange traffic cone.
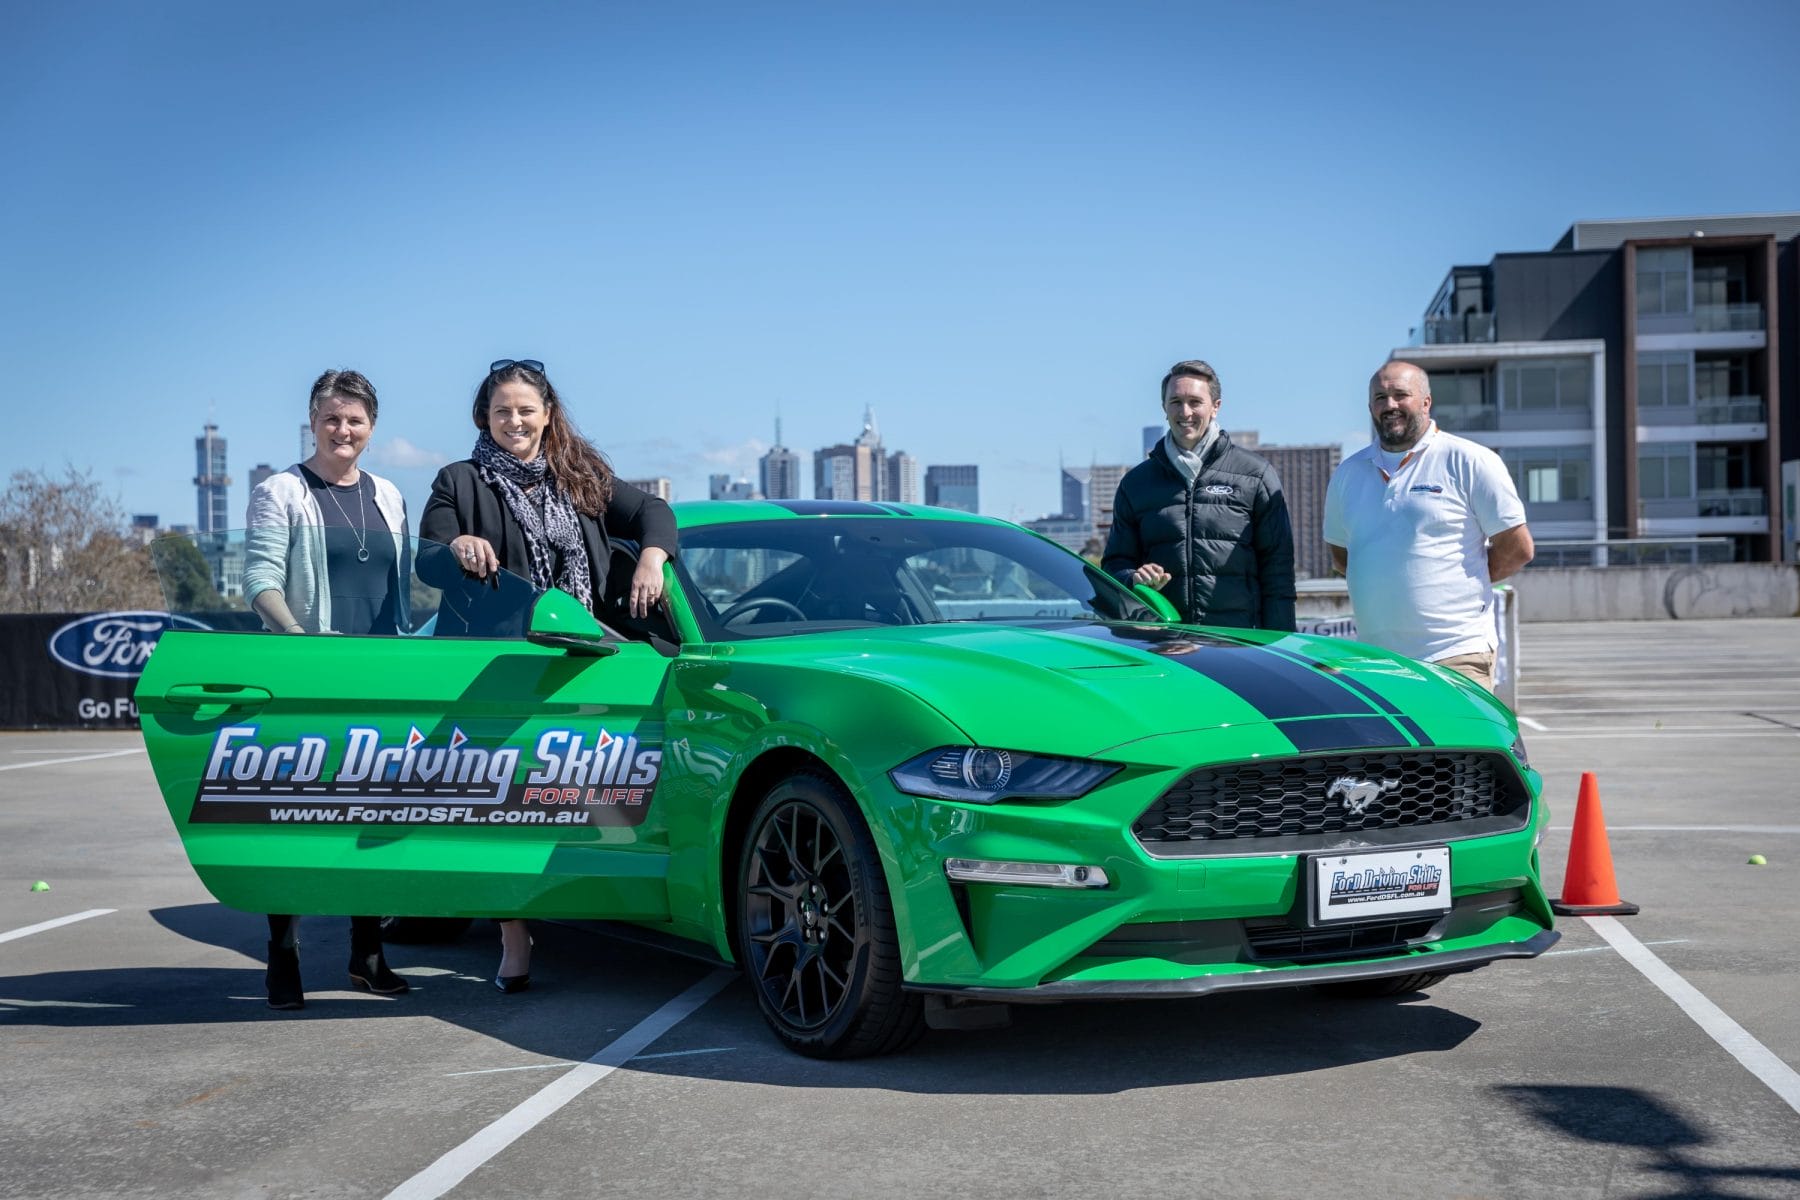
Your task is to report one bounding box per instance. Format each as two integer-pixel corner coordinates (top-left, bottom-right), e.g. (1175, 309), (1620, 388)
(1551, 772), (1639, 916)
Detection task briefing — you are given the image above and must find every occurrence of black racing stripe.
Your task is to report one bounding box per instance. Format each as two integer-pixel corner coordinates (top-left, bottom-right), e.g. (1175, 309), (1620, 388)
(766, 500), (890, 516)
(1278, 717), (1413, 752)
(1264, 643), (1434, 747)
(1057, 624), (1379, 721)
(1184, 646), (1380, 721)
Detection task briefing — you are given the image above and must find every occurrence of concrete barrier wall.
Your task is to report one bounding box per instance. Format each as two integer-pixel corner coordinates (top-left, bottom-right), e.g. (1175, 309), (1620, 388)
(1510, 563), (1800, 622)
(1297, 563), (1800, 624)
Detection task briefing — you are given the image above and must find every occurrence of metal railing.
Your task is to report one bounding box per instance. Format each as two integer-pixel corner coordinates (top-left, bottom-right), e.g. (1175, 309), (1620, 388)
(1695, 395), (1765, 424)
(1696, 489), (1767, 517)
(1693, 303), (1764, 332)
(1420, 312), (1496, 345)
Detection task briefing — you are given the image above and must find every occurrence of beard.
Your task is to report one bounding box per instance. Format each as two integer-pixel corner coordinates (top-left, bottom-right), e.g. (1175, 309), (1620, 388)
(1376, 410), (1427, 451)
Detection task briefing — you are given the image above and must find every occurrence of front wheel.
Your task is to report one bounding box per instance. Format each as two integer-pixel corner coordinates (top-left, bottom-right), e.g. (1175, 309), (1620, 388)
(736, 772), (925, 1058)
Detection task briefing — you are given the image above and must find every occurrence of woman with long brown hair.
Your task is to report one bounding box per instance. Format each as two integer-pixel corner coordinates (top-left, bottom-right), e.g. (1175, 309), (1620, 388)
(420, 358), (677, 991)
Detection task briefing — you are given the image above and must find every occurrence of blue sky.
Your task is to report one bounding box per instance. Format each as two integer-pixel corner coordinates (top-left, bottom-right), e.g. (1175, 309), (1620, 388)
(4, 1), (1797, 526)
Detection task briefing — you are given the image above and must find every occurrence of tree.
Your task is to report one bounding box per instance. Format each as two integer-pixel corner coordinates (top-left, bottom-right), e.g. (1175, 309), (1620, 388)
(149, 537), (227, 612)
(0, 466), (161, 613)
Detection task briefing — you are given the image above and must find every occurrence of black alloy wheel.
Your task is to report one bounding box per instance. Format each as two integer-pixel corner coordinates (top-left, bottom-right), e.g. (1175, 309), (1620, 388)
(737, 772), (924, 1058)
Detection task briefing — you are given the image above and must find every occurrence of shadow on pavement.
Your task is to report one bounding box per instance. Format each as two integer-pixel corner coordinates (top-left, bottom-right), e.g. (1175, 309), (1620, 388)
(1496, 1084), (1800, 1200)
(0, 901), (1492, 1096)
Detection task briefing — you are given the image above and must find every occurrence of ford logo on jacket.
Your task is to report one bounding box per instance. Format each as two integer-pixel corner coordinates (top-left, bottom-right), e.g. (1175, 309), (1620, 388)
(48, 611), (212, 679)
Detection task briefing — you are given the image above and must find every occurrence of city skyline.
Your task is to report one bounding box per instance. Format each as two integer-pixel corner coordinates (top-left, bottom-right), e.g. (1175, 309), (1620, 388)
(6, 7), (1796, 533)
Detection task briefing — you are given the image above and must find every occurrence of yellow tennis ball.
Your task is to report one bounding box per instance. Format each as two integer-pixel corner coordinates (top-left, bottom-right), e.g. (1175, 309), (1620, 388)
(1747, 854), (1767, 866)
(30, 880), (49, 892)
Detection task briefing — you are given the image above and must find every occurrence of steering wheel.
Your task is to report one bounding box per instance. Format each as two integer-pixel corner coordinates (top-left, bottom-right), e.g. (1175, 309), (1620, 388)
(718, 596), (808, 627)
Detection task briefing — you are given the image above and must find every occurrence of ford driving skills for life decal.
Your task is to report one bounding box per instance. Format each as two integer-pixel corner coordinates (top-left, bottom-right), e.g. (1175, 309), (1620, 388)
(189, 723), (662, 826)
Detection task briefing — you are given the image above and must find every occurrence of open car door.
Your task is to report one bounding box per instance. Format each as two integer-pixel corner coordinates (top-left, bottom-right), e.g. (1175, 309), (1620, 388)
(136, 531), (677, 922)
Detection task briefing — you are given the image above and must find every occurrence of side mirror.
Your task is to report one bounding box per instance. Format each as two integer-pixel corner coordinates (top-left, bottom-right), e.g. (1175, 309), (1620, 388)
(1132, 584), (1181, 623)
(526, 589), (618, 657)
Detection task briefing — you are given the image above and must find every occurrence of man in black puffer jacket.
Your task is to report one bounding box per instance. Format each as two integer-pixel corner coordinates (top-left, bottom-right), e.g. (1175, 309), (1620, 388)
(1103, 360), (1296, 630)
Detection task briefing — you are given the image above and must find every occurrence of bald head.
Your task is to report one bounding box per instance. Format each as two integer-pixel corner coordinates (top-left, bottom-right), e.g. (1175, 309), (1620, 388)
(1369, 361), (1433, 451)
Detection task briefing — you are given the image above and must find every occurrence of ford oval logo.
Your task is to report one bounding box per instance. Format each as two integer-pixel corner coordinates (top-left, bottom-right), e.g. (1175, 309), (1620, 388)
(47, 611), (213, 680)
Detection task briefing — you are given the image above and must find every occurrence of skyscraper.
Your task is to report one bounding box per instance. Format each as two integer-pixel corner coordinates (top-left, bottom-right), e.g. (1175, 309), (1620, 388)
(624, 477), (674, 501)
(709, 474), (758, 500)
(194, 423), (230, 533)
(1059, 465), (1091, 521)
(249, 463), (275, 493)
(1087, 464), (1129, 542)
(924, 464), (979, 513)
(886, 451), (921, 505)
(816, 406), (890, 501)
(759, 416), (802, 500)
(1256, 442), (1342, 579)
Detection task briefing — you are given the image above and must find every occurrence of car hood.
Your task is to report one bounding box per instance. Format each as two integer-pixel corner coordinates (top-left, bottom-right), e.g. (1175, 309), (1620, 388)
(733, 620), (1514, 759)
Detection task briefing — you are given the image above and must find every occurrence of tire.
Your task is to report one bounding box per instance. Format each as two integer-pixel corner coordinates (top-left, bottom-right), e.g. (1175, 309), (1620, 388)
(378, 916), (474, 944)
(736, 771), (926, 1059)
(1316, 971), (1449, 999)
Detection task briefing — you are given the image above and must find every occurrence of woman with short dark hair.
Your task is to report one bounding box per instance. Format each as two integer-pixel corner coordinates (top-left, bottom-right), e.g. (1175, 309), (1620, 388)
(243, 368), (412, 1009)
(421, 358), (677, 991)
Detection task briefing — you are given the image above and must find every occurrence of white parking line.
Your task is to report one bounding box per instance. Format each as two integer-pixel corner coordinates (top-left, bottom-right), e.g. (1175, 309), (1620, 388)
(1548, 825), (1800, 834)
(1532, 730), (1796, 739)
(0, 749), (143, 772)
(386, 969), (735, 1200)
(1517, 716), (1549, 732)
(443, 1046), (735, 1078)
(1586, 916), (1800, 1117)
(0, 909), (117, 944)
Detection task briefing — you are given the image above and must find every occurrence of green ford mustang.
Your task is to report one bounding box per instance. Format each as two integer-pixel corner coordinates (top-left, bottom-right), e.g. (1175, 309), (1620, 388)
(139, 501), (1556, 1057)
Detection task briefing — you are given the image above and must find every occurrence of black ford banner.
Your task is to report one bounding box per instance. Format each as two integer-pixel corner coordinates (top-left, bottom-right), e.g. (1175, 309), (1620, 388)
(0, 610), (255, 729)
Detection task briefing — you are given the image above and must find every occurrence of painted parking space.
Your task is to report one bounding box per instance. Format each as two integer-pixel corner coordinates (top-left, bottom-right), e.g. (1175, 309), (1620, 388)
(3, 618), (1798, 1198)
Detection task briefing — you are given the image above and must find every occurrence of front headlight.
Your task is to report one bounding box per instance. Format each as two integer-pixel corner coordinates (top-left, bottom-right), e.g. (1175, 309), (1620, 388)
(888, 747), (1119, 804)
(1510, 733), (1531, 768)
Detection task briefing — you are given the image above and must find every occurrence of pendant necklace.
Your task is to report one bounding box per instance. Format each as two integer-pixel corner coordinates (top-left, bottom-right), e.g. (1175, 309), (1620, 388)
(324, 475), (371, 562)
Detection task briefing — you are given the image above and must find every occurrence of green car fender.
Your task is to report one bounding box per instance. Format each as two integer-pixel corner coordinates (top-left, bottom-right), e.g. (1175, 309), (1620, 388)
(659, 653), (980, 975)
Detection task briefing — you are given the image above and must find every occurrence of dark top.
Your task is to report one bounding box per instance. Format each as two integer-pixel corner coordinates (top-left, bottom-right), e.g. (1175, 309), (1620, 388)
(299, 465), (399, 635)
(418, 461), (679, 637)
(1101, 433), (1297, 631)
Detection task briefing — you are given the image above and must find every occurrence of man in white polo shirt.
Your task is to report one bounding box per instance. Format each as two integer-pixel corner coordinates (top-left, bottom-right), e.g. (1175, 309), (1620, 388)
(1323, 361), (1534, 690)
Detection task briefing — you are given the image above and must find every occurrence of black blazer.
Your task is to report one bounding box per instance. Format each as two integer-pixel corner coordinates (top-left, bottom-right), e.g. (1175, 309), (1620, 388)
(419, 461), (678, 634)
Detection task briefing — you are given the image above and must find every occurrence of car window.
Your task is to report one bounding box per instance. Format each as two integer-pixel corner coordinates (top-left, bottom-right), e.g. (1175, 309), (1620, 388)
(147, 529), (545, 640)
(673, 517), (1157, 640)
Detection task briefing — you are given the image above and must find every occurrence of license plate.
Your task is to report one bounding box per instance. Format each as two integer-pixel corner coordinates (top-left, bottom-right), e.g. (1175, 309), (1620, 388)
(1312, 846), (1451, 924)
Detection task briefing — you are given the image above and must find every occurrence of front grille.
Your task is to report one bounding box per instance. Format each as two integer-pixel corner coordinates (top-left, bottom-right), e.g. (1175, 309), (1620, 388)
(1242, 916), (1440, 962)
(1133, 751), (1529, 856)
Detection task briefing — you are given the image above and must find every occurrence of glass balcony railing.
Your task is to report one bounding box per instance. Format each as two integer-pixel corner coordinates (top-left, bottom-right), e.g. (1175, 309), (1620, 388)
(1428, 404), (1499, 432)
(1420, 312), (1497, 345)
(1696, 488), (1767, 517)
(1694, 303), (1764, 332)
(1695, 395), (1766, 424)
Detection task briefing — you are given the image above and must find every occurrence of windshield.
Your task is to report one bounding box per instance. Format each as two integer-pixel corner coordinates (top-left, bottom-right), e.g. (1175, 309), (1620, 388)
(674, 517), (1157, 640)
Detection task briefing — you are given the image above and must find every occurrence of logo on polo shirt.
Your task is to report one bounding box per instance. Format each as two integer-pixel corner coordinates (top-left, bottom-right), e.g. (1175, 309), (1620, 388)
(1408, 484), (1444, 494)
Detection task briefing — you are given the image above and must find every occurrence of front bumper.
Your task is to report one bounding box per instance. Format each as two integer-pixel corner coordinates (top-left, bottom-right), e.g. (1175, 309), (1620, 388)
(906, 928), (1560, 1001)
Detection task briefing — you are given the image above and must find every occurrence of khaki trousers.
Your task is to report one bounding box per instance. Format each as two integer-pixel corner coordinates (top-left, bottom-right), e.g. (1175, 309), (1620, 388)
(1433, 650), (1495, 691)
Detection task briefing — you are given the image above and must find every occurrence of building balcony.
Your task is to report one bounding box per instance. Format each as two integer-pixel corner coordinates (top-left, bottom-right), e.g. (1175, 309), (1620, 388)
(1640, 395), (1766, 429)
(1695, 303), (1765, 332)
(1697, 488), (1767, 518)
(1419, 312), (1497, 345)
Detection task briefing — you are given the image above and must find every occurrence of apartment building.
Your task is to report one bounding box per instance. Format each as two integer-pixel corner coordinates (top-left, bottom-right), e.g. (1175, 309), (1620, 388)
(1396, 213), (1797, 565)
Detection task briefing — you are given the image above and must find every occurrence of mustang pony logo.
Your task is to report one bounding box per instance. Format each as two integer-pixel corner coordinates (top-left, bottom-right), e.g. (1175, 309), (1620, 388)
(1327, 775), (1396, 815)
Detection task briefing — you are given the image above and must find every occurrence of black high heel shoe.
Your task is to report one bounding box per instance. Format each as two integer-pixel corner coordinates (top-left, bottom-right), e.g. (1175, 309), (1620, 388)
(494, 973), (531, 994)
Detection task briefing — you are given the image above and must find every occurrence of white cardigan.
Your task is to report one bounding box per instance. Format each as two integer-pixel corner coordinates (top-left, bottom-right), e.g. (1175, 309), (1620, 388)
(243, 465), (410, 633)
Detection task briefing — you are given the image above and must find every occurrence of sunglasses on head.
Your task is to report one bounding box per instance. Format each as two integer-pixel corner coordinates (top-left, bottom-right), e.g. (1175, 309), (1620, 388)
(488, 358), (545, 375)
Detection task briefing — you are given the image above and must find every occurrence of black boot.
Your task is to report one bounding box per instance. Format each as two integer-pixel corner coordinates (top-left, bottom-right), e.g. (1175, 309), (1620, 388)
(266, 941), (304, 1010)
(347, 918), (408, 995)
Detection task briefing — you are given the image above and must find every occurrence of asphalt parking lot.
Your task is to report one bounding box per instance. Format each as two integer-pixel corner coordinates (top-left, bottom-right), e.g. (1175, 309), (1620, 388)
(3, 618), (1797, 1200)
